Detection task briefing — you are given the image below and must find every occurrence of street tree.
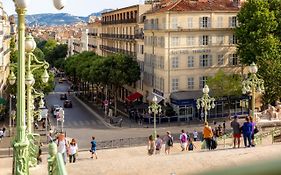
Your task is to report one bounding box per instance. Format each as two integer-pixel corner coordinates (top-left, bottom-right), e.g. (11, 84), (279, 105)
(207, 70), (242, 115)
(235, 0), (281, 104)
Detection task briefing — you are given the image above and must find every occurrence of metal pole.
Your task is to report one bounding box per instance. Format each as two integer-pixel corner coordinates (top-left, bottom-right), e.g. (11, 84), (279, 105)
(154, 111), (156, 139)
(9, 94), (12, 137)
(13, 7), (29, 175)
(252, 86), (256, 121)
(204, 107), (207, 123)
(26, 54), (32, 134)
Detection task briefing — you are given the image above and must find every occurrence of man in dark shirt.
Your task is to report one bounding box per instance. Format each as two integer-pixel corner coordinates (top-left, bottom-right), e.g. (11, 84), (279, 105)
(231, 115), (241, 148)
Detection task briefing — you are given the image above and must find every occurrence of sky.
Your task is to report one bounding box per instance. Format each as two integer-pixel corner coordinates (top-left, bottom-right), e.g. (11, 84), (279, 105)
(2, 0), (145, 16)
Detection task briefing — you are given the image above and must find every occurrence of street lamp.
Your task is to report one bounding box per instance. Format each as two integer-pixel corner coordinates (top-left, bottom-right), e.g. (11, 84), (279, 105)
(196, 85), (215, 123)
(242, 62), (264, 121)
(148, 96), (162, 139)
(10, 0), (66, 174)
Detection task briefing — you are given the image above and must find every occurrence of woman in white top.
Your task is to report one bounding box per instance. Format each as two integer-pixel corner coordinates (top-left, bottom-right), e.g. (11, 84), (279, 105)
(68, 138), (78, 163)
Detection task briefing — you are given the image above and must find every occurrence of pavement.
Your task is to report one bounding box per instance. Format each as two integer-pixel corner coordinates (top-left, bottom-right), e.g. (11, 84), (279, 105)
(1, 141), (281, 175)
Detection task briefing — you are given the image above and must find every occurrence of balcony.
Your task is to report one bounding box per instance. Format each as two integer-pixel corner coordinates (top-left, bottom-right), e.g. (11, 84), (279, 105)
(135, 33), (144, 40)
(100, 45), (136, 57)
(100, 33), (135, 41)
(88, 44), (97, 49)
(88, 33), (98, 37)
(101, 18), (137, 25)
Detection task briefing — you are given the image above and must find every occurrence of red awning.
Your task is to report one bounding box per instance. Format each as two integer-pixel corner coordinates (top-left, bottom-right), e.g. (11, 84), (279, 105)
(126, 92), (143, 102)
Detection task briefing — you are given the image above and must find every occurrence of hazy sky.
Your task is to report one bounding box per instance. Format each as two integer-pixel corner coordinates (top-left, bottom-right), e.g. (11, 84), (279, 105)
(2, 0), (144, 16)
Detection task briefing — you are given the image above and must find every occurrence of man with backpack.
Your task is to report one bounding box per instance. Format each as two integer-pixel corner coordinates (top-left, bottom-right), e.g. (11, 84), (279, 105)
(165, 131), (173, 155)
(180, 129), (188, 151)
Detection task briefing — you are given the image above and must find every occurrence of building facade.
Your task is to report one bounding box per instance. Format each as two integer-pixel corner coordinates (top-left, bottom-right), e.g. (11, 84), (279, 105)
(87, 19), (102, 56)
(0, 2), (11, 98)
(143, 0), (247, 118)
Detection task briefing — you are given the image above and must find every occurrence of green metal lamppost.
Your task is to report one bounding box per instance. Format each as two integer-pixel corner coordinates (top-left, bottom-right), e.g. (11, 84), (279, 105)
(197, 85), (215, 123)
(242, 62), (264, 121)
(8, 0), (66, 174)
(148, 96), (162, 139)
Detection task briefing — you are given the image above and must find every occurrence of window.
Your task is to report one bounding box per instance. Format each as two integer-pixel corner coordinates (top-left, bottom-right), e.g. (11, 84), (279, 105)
(229, 54), (238, 66)
(217, 54), (224, 65)
(229, 35), (238, 44)
(187, 56), (194, 67)
(200, 17), (210, 28)
(217, 16), (223, 28)
(158, 37), (165, 47)
(216, 35), (224, 44)
(229, 16), (237, 28)
(199, 76), (208, 89)
(171, 17), (178, 29)
(200, 54), (212, 67)
(172, 78), (179, 92)
(187, 17), (193, 28)
(171, 37), (180, 46)
(159, 56), (164, 69)
(186, 36), (195, 46)
(187, 77), (194, 90)
(200, 35), (209, 45)
(172, 57), (179, 68)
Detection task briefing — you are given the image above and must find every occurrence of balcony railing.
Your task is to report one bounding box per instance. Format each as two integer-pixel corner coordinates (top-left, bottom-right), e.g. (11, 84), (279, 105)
(101, 18), (137, 25)
(88, 33), (98, 37)
(100, 45), (136, 57)
(100, 33), (135, 40)
(48, 142), (67, 175)
(135, 33), (144, 39)
(88, 44), (97, 49)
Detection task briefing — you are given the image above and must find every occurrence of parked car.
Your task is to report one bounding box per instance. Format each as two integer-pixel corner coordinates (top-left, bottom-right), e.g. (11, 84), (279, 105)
(60, 94), (67, 100)
(64, 100), (72, 108)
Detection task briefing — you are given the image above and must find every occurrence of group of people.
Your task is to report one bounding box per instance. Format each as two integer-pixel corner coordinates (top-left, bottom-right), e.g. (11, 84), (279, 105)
(231, 115), (258, 148)
(147, 130), (198, 155)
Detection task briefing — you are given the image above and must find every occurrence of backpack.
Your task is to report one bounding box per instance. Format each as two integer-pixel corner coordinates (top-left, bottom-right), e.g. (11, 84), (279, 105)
(181, 134), (187, 143)
(167, 137), (173, 146)
(188, 143), (194, 151)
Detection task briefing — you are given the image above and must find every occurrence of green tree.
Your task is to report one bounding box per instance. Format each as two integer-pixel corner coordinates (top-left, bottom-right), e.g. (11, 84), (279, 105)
(207, 70), (242, 115)
(235, 0), (281, 104)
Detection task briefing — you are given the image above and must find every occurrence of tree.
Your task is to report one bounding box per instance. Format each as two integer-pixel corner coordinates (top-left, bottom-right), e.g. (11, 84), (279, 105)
(235, 0), (281, 104)
(207, 70), (242, 115)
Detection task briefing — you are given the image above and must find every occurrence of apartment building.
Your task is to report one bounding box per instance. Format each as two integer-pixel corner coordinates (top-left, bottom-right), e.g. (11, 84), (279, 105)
(143, 0), (247, 118)
(87, 19), (102, 56)
(0, 2), (11, 98)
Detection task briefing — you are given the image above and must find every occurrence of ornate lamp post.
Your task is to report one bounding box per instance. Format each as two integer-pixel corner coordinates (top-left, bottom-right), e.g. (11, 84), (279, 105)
(148, 96), (162, 139)
(8, 1), (66, 174)
(197, 85), (215, 123)
(242, 62), (264, 121)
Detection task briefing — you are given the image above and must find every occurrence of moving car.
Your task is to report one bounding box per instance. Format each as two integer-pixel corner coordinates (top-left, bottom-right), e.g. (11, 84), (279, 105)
(64, 100), (72, 108)
(60, 94), (67, 100)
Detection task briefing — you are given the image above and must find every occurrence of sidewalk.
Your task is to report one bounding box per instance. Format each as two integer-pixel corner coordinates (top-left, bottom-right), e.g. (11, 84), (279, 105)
(1, 142), (281, 175)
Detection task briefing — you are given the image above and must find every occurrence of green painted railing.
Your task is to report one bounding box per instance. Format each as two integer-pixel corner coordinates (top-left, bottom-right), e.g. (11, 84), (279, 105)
(48, 142), (67, 175)
(27, 133), (40, 167)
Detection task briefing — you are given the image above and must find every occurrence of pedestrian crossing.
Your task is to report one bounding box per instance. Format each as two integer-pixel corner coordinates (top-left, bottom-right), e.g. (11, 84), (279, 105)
(62, 120), (99, 128)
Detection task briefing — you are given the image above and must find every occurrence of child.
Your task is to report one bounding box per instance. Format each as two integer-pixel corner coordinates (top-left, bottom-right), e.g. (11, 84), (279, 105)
(188, 139), (196, 151)
(90, 136), (98, 159)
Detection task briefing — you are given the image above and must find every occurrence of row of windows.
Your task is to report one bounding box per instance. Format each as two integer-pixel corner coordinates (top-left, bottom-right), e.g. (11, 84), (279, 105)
(172, 54), (238, 68)
(171, 35), (237, 46)
(144, 53), (164, 69)
(144, 16), (237, 30)
(172, 76), (208, 92)
(144, 36), (165, 47)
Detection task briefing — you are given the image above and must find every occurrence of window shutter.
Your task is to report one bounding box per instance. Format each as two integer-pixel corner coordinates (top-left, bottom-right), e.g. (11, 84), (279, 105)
(229, 35), (233, 44)
(209, 55), (213, 66)
(209, 36), (212, 45)
(207, 17), (211, 28)
(199, 17), (203, 28)
(229, 17), (232, 28)
(199, 36), (203, 45)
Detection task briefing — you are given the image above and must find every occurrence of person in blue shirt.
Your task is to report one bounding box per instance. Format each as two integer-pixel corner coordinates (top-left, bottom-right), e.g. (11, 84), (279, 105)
(90, 136), (98, 159)
(242, 117), (253, 147)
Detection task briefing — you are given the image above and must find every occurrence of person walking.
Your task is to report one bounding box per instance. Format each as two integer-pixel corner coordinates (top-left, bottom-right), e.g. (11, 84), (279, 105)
(165, 131), (173, 155)
(180, 129), (188, 151)
(155, 134), (163, 154)
(90, 136), (98, 159)
(193, 130), (198, 142)
(231, 115), (241, 148)
(68, 138), (78, 163)
(0, 129), (3, 141)
(249, 116), (257, 147)
(203, 122), (213, 150)
(242, 117), (253, 148)
(147, 135), (155, 155)
(56, 133), (68, 164)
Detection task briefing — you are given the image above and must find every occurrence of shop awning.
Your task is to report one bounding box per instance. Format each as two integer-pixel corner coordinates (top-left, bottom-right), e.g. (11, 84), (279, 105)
(126, 92), (143, 102)
(147, 93), (165, 104)
(0, 97), (7, 105)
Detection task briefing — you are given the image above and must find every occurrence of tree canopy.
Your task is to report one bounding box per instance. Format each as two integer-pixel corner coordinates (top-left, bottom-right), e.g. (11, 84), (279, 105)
(235, 0), (281, 104)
